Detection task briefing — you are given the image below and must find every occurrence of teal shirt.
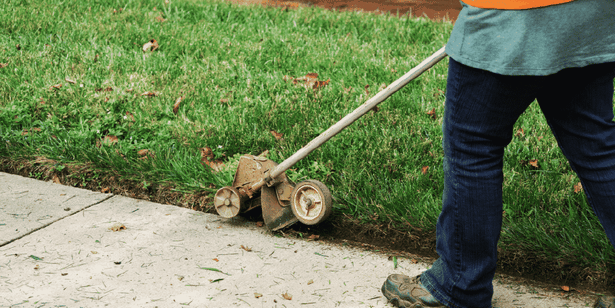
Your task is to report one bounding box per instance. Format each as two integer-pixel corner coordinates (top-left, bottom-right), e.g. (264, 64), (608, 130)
(445, 0), (615, 76)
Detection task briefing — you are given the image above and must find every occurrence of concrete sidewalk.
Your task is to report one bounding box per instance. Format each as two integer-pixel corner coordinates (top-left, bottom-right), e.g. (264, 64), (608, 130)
(0, 172), (597, 307)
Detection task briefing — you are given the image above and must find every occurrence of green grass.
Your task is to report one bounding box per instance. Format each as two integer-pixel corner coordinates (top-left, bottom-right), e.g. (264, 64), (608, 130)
(1, 0), (614, 274)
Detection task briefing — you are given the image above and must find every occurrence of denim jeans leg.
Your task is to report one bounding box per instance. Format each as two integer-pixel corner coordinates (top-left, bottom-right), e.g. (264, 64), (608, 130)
(536, 62), (615, 247)
(420, 58), (539, 308)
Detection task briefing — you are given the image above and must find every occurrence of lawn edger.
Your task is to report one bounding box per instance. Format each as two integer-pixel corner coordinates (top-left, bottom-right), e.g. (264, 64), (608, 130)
(214, 46), (448, 230)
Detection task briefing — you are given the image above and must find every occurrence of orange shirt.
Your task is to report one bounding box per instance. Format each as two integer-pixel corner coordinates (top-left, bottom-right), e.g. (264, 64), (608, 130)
(461, 0), (575, 9)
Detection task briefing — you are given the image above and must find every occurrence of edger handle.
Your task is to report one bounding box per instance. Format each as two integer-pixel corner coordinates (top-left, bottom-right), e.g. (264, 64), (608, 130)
(268, 46), (448, 181)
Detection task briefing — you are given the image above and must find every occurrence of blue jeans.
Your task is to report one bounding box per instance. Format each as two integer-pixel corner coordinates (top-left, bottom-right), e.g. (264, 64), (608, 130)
(420, 58), (615, 308)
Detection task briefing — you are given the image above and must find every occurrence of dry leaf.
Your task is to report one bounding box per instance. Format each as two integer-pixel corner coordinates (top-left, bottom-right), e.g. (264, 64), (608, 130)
(50, 83), (62, 90)
(213, 258), (219, 262)
(220, 98), (229, 104)
(240, 245), (252, 252)
(0, 63), (7, 69)
(307, 234), (319, 240)
(282, 292), (292, 300)
(16, 44), (20, 50)
(94, 54), (99, 62)
(307, 279), (314, 285)
(109, 223), (126, 231)
(143, 39), (159, 52)
(270, 130), (283, 140)
(34, 264), (39, 270)
(125, 88), (133, 92)
(102, 135), (119, 145)
(155, 15), (166, 22)
(515, 128), (525, 137)
(561, 286), (570, 292)
(426, 108), (436, 120)
(312, 79), (330, 90)
(421, 166), (429, 175)
(256, 221), (264, 227)
(574, 182), (583, 194)
(173, 96), (184, 114)
(411, 258), (418, 264)
(200, 147), (225, 172)
(52, 174), (61, 184)
(101, 187), (111, 193)
(364, 84), (370, 94)
(65, 77), (76, 84)
(529, 159), (539, 169)
(254, 293), (263, 298)
(141, 91), (157, 97)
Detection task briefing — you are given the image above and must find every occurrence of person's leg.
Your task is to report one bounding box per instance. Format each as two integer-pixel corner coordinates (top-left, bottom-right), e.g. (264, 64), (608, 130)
(535, 62), (615, 247)
(536, 62), (615, 308)
(419, 58), (540, 308)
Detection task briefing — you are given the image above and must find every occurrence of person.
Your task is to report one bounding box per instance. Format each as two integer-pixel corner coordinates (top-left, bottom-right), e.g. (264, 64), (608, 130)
(381, 0), (615, 307)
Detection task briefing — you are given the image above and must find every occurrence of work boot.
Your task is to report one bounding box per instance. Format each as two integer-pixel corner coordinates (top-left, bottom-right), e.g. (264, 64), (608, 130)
(595, 296), (615, 308)
(382, 274), (445, 307)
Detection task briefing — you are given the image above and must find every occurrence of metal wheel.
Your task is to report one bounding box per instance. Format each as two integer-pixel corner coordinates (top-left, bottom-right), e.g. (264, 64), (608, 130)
(214, 186), (243, 218)
(290, 180), (332, 225)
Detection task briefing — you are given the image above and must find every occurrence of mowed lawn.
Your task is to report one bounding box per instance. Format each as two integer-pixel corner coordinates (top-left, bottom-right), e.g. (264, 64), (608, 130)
(1, 0), (614, 280)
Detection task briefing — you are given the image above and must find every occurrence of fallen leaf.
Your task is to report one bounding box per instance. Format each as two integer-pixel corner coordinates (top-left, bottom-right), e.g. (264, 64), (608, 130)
(32, 127), (41, 132)
(101, 187), (111, 193)
(364, 84), (370, 94)
(155, 15), (166, 22)
(200, 147), (225, 172)
(254, 293), (263, 298)
(177, 275), (184, 281)
(282, 292), (292, 300)
(65, 77), (76, 84)
(312, 79), (330, 90)
(426, 108), (436, 120)
(256, 221), (264, 227)
(515, 128), (525, 137)
(34, 264), (39, 270)
(411, 258), (418, 264)
(240, 245), (252, 252)
(0, 63), (7, 69)
(307, 234), (319, 240)
(137, 149), (151, 157)
(529, 159), (539, 169)
(102, 135), (119, 145)
(421, 166), (429, 175)
(50, 83), (62, 90)
(95, 87), (113, 92)
(52, 174), (61, 184)
(173, 96), (184, 114)
(141, 91), (157, 97)
(143, 39), (159, 52)
(94, 54), (99, 62)
(574, 182), (583, 194)
(307, 279), (314, 285)
(212, 258), (219, 262)
(61, 273), (68, 276)
(109, 223), (126, 231)
(125, 88), (133, 92)
(220, 98), (229, 104)
(91, 251), (98, 254)
(561, 286), (570, 292)
(270, 130), (283, 140)
(16, 44), (20, 50)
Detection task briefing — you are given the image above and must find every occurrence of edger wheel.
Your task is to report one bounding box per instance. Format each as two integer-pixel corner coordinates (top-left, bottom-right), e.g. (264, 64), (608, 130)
(214, 186), (243, 218)
(290, 180), (332, 225)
